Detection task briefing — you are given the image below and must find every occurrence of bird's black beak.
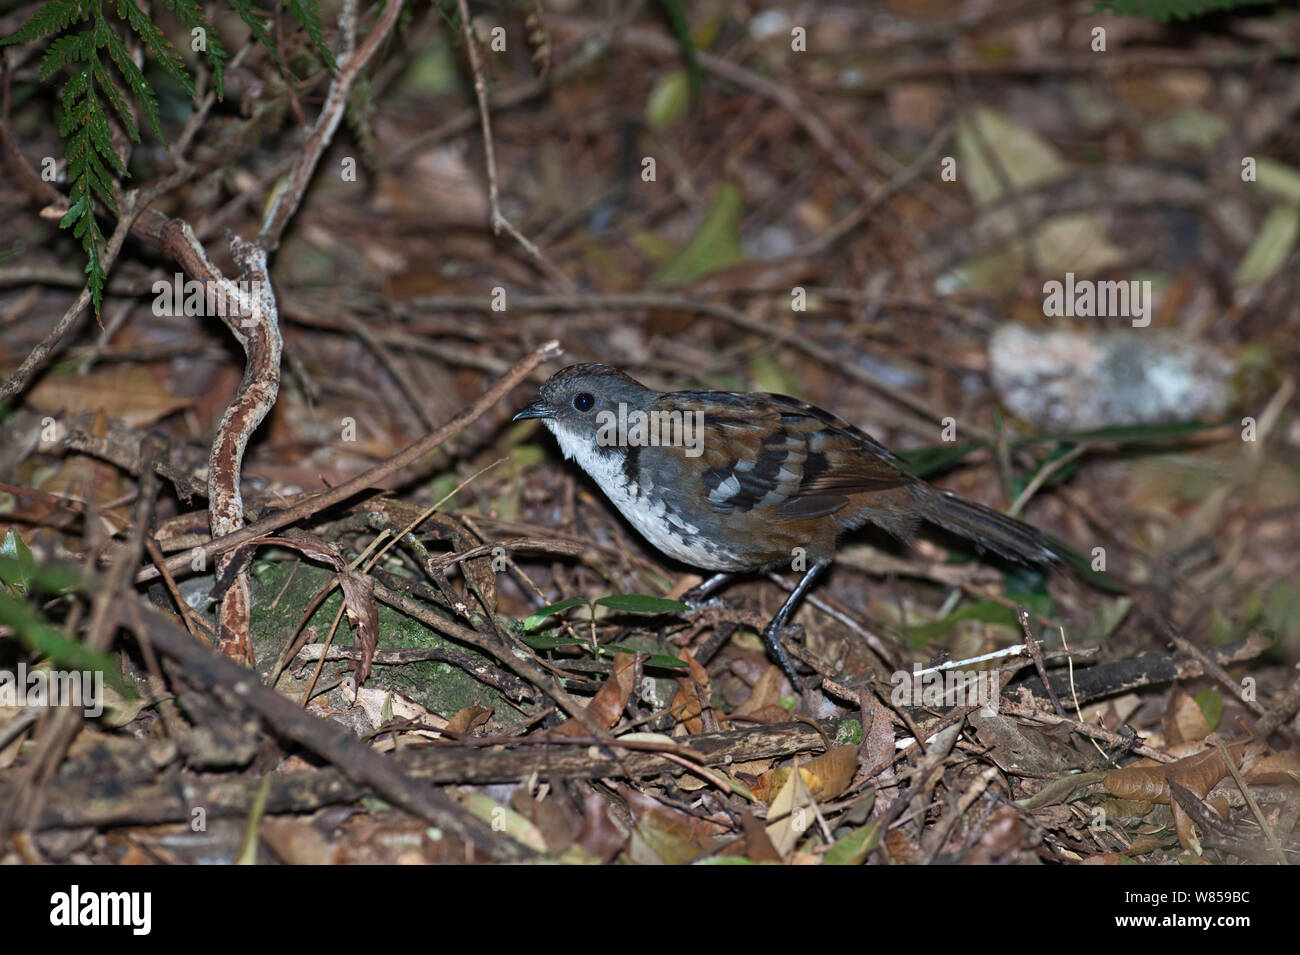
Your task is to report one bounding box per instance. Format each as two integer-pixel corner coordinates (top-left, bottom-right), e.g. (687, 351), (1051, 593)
(513, 400), (555, 422)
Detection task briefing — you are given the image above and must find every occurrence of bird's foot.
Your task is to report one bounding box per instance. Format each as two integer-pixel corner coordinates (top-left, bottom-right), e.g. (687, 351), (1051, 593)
(682, 594), (727, 614)
(762, 622), (805, 694)
(680, 573), (735, 610)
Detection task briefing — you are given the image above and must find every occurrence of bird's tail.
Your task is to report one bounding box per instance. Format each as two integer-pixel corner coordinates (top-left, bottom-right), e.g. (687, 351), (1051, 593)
(912, 487), (1057, 565)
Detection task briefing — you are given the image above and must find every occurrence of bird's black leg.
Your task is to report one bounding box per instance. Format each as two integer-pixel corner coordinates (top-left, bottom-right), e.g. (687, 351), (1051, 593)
(762, 560), (829, 692)
(682, 571), (735, 609)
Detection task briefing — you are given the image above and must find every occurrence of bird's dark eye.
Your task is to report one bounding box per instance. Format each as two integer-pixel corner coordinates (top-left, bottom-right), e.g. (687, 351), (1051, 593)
(572, 392), (594, 412)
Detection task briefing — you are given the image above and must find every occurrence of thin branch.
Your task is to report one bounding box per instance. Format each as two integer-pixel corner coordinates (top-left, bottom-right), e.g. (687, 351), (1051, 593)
(134, 339), (563, 584)
(258, 0), (403, 251)
(455, 0), (575, 291)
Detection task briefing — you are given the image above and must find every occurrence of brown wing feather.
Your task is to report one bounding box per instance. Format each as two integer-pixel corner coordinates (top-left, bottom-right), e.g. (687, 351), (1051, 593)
(655, 391), (915, 517)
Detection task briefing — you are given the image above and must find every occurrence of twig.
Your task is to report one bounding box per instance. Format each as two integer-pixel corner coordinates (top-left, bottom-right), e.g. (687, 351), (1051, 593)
(0, 192), (139, 401)
(258, 0), (404, 251)
(293, 643), (532, 700)
(1, 442), (161, 836)
(1008, 444), (1090, 518)
(1209, 735), (1286, 865)
(1018, 608), (1063, 717)
(370, 579), (607, 738)
(143, 535), (214, 642)
(998, 699), (1174, 762)
(1164, 622), (1268, 721)
(135, 340), (562, 584)
(455, 0), (575, 291)
(123, 601), (526, 860)
(410, 292), (989, 442)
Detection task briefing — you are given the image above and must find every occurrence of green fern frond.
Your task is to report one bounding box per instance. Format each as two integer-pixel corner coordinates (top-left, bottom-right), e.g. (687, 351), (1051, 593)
(231, 0), (337, 75)
(111, 0), (192, 97)
(286, 0), (337, 70)
(159, 0), (228, 97)
(100, 10), (163, 139)
(5, 0), (337, 312)
(229, 0), (285, 71)
(2, 0), (89, 46)
(58, 60), (118, 310)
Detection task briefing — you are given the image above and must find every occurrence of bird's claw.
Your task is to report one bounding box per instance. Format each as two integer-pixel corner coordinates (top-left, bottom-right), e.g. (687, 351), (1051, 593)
(682, 594), (726, 614)
(762, 622), (805, 694)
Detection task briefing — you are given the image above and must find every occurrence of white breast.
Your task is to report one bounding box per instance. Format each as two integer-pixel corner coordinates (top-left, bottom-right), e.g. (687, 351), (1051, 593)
(547, 423), (742, 570)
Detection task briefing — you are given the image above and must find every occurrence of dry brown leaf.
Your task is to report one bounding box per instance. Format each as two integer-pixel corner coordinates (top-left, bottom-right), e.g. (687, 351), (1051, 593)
(731, 664), (795, 724)
(752, 745), (860, 804)
(860, 690), (896, 777)
(555, 651), (638, 737)
(585, 651), (638, 729)
(510, 790), (581, 854)
(1105, 738), (1256, 852)
(28, 366), (192, 428)
(337, 569), (378, 685)
(764, 756), (818, 856)
(1103, 739), (1251, 805)
(668, 648), (720, 734)
(575, 792), (625, 864)
(1242, 747), (1300, 785)
(1164, 684), (1212, 746)
(621, 786), (724, 863)
(445, 705), (493, 737)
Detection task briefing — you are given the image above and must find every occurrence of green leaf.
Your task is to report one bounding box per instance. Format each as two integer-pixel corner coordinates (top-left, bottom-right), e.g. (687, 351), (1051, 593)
(112, 0), (192, 96)
(834, 719), (863, 746)
(602, 643), (688, 669)
(2, 0), (88, 46)
(59, 194), (88, 227)
(906, 592), (1053, 645)
(102, 19), (160, 139)
(653, 183), (746, 285)
(823, 823), (880, 865)
(0, 558), (83, 595)
(0, 530), (37, 596)
(91, 52), (137, 140)
(1232, 205), (1300, 287)
(522, 597), (590, 632)
(1254, 158), (1300, 205)
(593, 594), (689, 615)
(1023, 420), (1223, 446)
(518, 631), (586, 651)
(1193, 688), (1223, 731)
(0, 591), (126, 693)
(230, 0), (287, 72)
(159, 0), (228, 97)
(896, 441), (986, 478)
(645, 68), (691, 129)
